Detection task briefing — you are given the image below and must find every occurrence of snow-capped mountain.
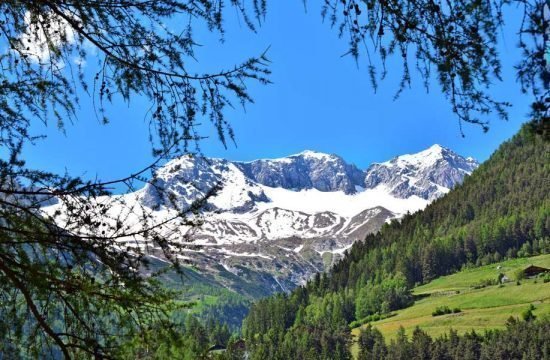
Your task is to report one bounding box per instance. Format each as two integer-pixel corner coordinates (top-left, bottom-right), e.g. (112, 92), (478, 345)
(140, 144), (476, 215)
(364, 144), (479, 200)
(45, 145), (478, 297)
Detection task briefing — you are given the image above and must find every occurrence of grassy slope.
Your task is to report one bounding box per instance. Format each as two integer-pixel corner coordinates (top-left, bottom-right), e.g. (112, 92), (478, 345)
(351, 254), (550, 353)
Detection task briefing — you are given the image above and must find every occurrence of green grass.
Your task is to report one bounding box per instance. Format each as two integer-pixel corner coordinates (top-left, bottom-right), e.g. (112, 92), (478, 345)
(350, 254), (550, 356)
(414, 255), (550, 295)
(185, 294), (220, 313)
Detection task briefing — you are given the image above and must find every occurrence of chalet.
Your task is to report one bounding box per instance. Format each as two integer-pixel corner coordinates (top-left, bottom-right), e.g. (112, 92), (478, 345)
(522, 265), (550, 278)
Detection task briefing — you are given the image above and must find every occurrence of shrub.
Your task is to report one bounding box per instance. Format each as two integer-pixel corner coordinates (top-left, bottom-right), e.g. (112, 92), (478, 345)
(522, 305), (536, 322)
(472, 278), (498, 289)
(349, 312), (394, 328)
(432, 306), (456, 317)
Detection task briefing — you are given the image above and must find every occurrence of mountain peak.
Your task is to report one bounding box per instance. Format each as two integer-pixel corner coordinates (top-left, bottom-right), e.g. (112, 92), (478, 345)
(425, 143), (446, 154)
(290, 150), (336, 160)
(297, 149), (325, 155)
(365, 145), (478, 200)
(144, 144), (478, 208)
(238, 150), (335, 164)
(396, 144), (445, 163)
(384, 144), (476, 170)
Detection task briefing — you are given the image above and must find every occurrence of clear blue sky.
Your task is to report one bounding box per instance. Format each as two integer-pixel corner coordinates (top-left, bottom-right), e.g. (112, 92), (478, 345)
(23, 2), (531, 187)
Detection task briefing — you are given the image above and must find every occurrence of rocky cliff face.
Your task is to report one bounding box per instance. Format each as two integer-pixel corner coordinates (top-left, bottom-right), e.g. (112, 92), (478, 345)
(235, 150), (365, 194)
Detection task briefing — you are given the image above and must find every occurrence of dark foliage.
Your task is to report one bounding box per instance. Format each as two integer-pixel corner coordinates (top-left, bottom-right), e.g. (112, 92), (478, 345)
(0, 1), (269, 358)
(320, 0), (549, 132)
(358, 318), (550, 360)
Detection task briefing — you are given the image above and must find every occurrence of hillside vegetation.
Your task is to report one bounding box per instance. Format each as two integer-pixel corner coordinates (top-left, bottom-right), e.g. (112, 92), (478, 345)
(242, 123), (550, 359)
(351, 254), (550, 346)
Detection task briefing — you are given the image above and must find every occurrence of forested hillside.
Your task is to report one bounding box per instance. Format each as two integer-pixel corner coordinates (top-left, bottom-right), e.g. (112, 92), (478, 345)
(242, 122), (549, 359)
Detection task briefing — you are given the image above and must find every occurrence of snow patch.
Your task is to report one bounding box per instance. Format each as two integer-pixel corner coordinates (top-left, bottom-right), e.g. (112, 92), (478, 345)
(257, 185), (427, 217)
(218, 248), (273, 260)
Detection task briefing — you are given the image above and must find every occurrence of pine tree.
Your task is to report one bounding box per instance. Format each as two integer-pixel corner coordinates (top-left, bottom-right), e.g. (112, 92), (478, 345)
(0, 1), (270, 357)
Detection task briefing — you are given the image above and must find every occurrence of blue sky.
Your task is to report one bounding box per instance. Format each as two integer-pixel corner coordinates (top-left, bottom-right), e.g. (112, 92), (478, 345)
(23, 2), (532, 187)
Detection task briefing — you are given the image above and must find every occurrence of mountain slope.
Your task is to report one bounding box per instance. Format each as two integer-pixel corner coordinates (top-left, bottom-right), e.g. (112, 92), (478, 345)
(137, 145), (476, 295)
(235, 151), (365, 194)
(242, 122), (550, 359)
(330, 124), (548, 289)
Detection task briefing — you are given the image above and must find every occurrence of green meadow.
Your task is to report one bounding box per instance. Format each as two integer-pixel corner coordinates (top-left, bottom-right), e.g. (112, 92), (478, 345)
(351, 254), (550, 353)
